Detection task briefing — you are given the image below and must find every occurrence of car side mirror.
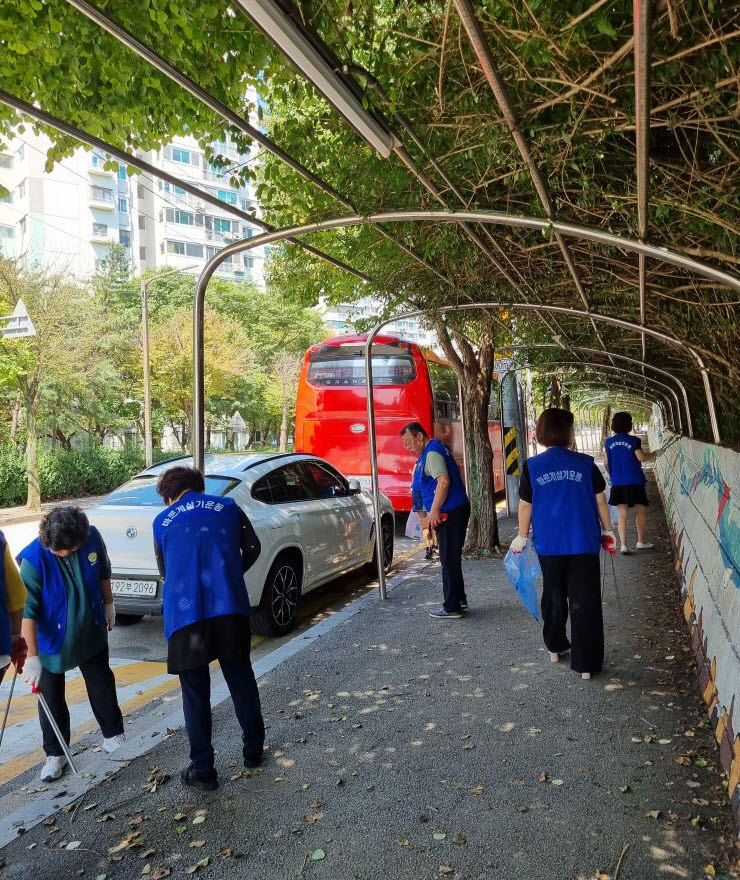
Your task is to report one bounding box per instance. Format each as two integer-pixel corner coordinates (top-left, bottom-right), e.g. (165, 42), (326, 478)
(348, 479), (362, 495)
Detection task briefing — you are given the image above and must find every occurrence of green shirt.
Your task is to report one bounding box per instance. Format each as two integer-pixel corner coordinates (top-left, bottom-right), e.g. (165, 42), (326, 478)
(21, 545), (111, 674)
(424, 450), (448, 480)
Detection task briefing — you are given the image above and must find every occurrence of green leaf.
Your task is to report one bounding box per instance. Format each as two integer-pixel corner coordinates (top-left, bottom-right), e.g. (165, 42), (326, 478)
(311, 849), (326, 861)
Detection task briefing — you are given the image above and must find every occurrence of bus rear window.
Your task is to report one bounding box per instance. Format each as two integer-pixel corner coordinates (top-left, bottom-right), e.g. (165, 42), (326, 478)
(307, 347), (416, 387)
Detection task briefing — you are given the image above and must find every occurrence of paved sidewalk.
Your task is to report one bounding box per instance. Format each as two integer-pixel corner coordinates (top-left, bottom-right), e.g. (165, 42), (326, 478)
(0, 495), (104, 527)
(0, 477), (738, 879)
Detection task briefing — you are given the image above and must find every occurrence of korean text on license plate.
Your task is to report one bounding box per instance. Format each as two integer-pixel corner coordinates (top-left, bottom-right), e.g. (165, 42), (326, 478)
(111, 579), (158, 597)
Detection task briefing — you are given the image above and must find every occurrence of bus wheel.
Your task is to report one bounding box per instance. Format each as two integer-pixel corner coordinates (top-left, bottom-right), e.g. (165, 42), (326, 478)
(252, 553), (302, 637)
(366, 515), (394, 576)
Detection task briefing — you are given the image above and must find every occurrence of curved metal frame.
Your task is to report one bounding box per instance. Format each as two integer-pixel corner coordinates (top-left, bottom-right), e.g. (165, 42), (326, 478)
(188, 211), (740, 597)
(498, 343), (690, 436)
(501, 364), (676, 433)
(571, 384), (665, 426)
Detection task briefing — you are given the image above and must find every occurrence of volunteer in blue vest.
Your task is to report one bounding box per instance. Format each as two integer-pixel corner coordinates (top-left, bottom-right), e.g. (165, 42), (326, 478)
(511, 408), (617, 680)
(18, 507), (124, 782)
(401, 422), (470, 618)
(604, 411), (656, 555)
(153, 466), (264, 792)
(0, 530), (28, 684)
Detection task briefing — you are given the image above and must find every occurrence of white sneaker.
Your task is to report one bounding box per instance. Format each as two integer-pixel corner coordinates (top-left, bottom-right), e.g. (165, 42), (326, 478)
(581, 672), (592, 681)
(103, 733), (125, 753)
(40, 755), (67, 782)
(636, 541), (654, 550)
(620, 546), (632, 555)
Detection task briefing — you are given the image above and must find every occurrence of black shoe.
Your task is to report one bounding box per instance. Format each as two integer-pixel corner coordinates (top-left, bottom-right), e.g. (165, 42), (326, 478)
(180, 764), (218, 791)
(424, 547), (433, 560)
(244, 750), (265, 769)
(460, 600), (468, 611)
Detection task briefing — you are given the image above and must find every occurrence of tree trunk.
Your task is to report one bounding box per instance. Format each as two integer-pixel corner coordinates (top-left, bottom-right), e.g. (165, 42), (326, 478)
(548, 376), (562, 409)
(25, 400), (41, 512)
(460, 374), (499, 553)
(600, 405), (612, 453)
(279, 397), (289, 453)
(10, 397), (21, 444)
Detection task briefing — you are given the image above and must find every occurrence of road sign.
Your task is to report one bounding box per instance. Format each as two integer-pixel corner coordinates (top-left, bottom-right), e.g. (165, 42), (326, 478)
(1, 299), (36, 339)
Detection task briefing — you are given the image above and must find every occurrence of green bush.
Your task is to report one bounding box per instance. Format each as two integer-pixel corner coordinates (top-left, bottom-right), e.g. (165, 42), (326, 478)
(0, 444), (148, 508)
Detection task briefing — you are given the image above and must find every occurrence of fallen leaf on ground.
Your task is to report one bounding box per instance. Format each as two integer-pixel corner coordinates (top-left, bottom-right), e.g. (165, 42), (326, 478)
(658, 739), (672, 745)
(452, 833), (466, 845)
(399, 837), (410, 847)
(192, 816), (205, 825)
(433, 832), (446, 841)
(139, 848), (155, 859)
(189, 840), (205, 848)
(151, 869), (170, 880)
(620, 785), (631, 794)
(66, 841), (81, 850)
(646, 810), (661, 820)
(173, 813), (186, 821)
(109, 831), (143, 854)
(311, 849), (326, 861)
(537, 772), (549, 783)
(675, 756), (691, 766)
(305, 814), (321, 825)
(551, 779), (564, 786)
(184, 858), (209, 875)
(471, 784), (484, 795)
(704, 865), (716, 876)
(438, 866), (454, 876)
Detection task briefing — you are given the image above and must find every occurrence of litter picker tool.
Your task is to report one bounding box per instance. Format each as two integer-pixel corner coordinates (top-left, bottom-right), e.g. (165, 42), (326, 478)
(609, 552), (622, 610)
(0, 668), (18, 752)
(32, 684), (79, 773)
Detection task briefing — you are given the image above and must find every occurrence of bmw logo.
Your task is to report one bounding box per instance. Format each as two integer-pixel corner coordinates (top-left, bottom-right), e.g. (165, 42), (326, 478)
(126, 527), (137, 540)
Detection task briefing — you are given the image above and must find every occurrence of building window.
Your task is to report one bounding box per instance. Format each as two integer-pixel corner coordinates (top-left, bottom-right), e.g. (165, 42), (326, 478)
(174, 209), (193, 225)
(0, 155), (12, 169)
(205, 246), (218, 260)
(239, 198), (251, 213)
(138, 215), (146, 231)
(119, 197), (128, 213)
(185, 242), (204, 258)
(162, 182), (186, 195)
(137, 183), (146, 199)
(92, 222), (108, 238)
(166, 240), (186, 255)
(17, 180), (26, 200)
(16, 145), (24, 161)
(213, 217), (232, 234)
(171, 148), (191, 164)
(217, 189), (237, 206)
(242, 226), (253, 238)
(119, 229), (131, 247)
(0, 225), (14, 241)
(91, 153), (106, 169)
(244, 256), (254, 269)
(118, 165), (127, 180)
(139, 246), (147, 260)
(90, 185), (114, 203)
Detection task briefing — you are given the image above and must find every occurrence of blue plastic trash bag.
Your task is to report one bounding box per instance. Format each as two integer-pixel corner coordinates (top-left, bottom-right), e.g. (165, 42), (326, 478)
(504, 543), (541, 621)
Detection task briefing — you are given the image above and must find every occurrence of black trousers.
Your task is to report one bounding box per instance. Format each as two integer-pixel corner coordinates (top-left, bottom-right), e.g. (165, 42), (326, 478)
(39, 644), (124, 757)
(178, 630), (265, 774)
(436, 502), (470, 612)
(538, 553), (604, 674)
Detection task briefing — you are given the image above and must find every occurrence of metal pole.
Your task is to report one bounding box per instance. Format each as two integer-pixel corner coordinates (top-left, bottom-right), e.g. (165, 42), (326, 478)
(141, 278), (153, 468)
(364, 329), (387, 599)
(36, 690), (79, 773)
(501, 371), (521, 516)
(0, 669), (17, 751)
(634, 0), (653, 363)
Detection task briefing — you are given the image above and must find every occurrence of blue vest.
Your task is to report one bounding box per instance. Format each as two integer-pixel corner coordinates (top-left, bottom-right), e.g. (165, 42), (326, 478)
(527, 447), (601, 556)
(152, 492), (250, 640)
(0, 532), (12, 657)
(605, 433), (646, 486)
(418, 439), (468, 514)
(16, 528), (106, 655)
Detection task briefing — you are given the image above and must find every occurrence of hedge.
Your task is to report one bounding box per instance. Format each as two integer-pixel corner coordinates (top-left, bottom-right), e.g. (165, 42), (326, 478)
(0, 445), (172, 508)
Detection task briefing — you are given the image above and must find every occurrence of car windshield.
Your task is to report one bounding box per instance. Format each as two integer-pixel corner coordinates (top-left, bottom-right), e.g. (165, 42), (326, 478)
(103, 475), (239, 507)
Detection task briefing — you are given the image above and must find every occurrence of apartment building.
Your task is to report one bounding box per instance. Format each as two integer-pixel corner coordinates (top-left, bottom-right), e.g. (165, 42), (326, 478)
(316, 295), (438, 349)
(0, 114), (266, 285)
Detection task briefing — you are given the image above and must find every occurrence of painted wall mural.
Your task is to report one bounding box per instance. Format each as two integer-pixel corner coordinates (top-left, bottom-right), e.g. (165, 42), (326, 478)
(653, 435), (740, 821)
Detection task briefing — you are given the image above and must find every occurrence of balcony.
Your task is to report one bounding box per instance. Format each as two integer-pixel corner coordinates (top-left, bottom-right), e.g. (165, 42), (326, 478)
(91, 224), (111, 243)
(89, 185), (116, 210)
(89, 156), (115, 177)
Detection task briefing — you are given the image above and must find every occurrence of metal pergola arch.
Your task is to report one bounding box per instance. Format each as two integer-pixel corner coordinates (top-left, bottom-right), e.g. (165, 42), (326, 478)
(500, 362), (679, 434)
(496, 344), (690, 435)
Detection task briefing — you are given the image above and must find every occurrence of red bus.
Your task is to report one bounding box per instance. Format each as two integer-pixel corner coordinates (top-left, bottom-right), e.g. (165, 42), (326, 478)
(294, 334), (505, 511)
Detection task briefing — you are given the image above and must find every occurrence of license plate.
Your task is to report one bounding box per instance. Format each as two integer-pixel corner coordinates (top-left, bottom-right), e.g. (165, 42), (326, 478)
(111, 578), (158, 597)
(349, 475), (372, 491)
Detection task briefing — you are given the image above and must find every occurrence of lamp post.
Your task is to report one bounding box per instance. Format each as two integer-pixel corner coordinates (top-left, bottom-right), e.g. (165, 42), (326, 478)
(141, 266), (197, 466)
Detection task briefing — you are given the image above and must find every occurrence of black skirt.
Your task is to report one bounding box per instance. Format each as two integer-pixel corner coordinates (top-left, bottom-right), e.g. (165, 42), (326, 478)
(609, 484), (649, 507)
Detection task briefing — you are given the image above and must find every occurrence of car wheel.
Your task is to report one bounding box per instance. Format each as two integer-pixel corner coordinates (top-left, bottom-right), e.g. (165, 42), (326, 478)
(115, 613), (144, 626)
(366, 515), (394, 575)
(252, 553), (302, 637)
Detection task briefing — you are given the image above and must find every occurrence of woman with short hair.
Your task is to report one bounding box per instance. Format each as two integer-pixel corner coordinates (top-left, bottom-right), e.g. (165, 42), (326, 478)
(18, 506), (124, 782)
(604, 411), (655, 555)
(511, 408), (616, 680)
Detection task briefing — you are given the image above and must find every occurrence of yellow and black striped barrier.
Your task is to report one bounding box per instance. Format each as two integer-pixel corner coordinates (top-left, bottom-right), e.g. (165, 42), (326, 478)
(504, 426), (519, 476)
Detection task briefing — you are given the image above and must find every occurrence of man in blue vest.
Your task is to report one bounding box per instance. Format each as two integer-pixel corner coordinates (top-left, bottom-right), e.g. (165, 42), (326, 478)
(402, 422), (470, 618)
(153, 466), (264, 792)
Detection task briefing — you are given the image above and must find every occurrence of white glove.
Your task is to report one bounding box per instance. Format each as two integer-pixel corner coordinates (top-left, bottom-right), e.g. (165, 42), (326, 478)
(23, 655), (42, 690)
(104, 602), (116, 631)
(510, 534), (529, 554)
